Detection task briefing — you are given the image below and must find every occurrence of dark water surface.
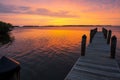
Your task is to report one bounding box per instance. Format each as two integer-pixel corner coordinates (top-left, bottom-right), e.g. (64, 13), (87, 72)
(0, 27), (120, 80)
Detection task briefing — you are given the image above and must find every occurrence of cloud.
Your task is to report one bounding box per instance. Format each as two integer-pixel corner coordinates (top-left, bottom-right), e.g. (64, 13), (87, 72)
(19, 6), (30, 10)
(0, 3), (77, 18)
(0, 3), (30, 13)
(34, 8), (77, 17)
(70, 0), (120, 5)
(73, 0), (120, 13)
(0, 3), (15, 13)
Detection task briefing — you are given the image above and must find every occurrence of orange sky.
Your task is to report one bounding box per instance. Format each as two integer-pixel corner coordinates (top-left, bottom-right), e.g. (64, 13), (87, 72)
(0, 0), (120, 26)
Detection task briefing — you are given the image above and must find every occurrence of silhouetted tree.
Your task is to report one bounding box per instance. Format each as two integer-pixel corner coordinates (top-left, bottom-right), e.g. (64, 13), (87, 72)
(0, 21), (14, 34)
(0, 34), (14, 47)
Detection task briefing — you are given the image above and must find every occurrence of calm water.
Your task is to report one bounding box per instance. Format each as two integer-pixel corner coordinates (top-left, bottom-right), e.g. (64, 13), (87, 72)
(0, 27), (120, 80)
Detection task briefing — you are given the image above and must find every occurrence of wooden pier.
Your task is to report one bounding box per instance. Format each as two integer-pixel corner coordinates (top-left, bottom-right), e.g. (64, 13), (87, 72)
(65, 30), (120, 80)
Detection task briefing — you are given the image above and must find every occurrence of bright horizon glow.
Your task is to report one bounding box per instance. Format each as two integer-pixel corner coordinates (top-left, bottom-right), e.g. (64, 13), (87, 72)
(0, 0), (120, 26)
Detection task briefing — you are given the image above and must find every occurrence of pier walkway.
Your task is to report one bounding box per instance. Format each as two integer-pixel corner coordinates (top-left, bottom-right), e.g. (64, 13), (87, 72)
(65, 32), (120, 80)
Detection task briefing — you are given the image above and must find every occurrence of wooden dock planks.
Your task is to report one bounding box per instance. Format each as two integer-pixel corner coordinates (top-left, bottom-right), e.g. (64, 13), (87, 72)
(65, 32), (120, 80)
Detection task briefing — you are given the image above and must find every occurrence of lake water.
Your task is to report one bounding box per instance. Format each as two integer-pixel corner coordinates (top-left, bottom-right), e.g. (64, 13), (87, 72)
(0, 27), (120, 80)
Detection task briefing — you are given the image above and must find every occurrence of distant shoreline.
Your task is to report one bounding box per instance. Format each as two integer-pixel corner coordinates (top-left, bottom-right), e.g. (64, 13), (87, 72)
(14, 25), (120, 28)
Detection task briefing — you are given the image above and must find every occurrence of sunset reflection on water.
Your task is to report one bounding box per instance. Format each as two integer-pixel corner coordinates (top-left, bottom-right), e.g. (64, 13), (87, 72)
(0, 27), (95, 80)
(13, 28), (90, 52)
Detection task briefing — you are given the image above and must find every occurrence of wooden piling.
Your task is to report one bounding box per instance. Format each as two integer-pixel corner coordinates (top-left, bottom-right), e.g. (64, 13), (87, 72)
(90, 30), (93, 43)
(0, 56), (21, 80)
(105, 29), (108, 39)
(107, 30), (112, 44)
(81, 35), (87, 56)
(102, 28), (108, 39)
(110, 36), (117, 59)
(95, 27), (97, 32)
(90, 28), (97, 43)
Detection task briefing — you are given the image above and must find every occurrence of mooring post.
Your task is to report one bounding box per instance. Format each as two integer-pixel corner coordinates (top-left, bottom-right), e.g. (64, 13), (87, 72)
(102, 28), (107, 39)
(0, 56), (21, 80)
(81, 35), (87, 56)
(95, 28), (97, 33)
(102, 28), (105, 35)
(107, 30), (112, 44)
(110, 36), (117, 59)
(105, 29), (108, 39)
(90, 28), (97, 43)
(90, 29), (93, 43)
(102, 28), (104, 33)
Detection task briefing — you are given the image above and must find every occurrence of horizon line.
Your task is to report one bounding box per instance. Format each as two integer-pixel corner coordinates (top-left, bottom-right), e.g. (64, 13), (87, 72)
(14, 24), (120, 27)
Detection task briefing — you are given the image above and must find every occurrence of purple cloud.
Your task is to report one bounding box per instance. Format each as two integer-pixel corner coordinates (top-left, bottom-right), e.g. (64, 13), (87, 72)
(34, 8), (76, 17)
(75, 0), (120, 12)
(0, 3), (77, 18)
(0, 3), (30, 13)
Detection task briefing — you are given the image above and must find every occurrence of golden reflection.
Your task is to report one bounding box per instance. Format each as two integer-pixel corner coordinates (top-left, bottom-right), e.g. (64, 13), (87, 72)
(14, 28), (90, 50)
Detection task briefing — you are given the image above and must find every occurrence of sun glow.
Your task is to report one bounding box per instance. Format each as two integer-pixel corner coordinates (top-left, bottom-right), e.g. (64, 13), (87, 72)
(0, 0), (120, 25)
(49, 18), (73, 25)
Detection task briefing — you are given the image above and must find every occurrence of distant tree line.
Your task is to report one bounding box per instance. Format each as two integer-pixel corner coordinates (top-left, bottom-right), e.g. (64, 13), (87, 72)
(0, 21), (14, 34)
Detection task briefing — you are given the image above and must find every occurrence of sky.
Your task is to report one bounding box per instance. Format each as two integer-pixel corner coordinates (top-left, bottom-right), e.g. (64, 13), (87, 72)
(0, 0), (120, 26)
